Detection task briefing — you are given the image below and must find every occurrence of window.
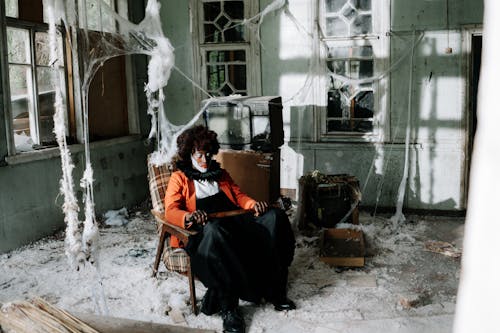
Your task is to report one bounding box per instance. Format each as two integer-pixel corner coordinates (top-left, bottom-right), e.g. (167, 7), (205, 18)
(193, 0), (261, 104)
(6, 21), (68, 152)
(320, 0), (387, 137)
(3, 0), (136, 155)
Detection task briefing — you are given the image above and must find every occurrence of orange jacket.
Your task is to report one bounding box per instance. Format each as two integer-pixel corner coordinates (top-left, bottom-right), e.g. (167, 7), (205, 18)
(164, 169), (256, 247)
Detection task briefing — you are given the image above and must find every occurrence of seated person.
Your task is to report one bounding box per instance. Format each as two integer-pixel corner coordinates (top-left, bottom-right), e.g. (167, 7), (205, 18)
(165, 125), (296, 333)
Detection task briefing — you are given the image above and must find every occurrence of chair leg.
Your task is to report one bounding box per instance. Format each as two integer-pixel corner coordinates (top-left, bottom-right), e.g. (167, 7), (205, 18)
(152, 228), (167, 278)
(187, 257), (198, 315)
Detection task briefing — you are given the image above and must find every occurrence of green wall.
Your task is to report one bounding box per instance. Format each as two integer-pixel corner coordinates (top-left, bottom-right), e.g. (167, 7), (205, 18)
(0, 139), (149, 253)
(160, 0), (484, 212)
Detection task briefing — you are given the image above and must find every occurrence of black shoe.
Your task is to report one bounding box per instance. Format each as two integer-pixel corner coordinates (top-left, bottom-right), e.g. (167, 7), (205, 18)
(221, 308), (245, 333)
(273, 297), (296, 311)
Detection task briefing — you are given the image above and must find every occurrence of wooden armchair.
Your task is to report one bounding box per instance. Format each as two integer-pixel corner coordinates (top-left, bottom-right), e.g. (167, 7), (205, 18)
(147, 156), (199, 314)
(147, 155), (256, 315)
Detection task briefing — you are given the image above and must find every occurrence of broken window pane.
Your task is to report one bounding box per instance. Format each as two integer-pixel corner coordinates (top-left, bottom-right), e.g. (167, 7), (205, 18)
(326, 89), (374, 133)
(322, 0), (376, 135)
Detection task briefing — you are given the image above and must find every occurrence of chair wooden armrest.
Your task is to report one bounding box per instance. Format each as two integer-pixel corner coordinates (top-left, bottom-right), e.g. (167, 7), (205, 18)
(151, 209), (197, 244)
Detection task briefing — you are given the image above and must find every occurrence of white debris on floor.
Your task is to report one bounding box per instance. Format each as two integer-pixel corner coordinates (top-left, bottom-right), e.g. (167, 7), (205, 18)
(0, 209), (463, 333)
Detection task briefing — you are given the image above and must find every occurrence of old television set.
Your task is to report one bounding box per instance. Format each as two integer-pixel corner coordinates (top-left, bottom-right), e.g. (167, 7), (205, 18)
(202, 96), (284, 152)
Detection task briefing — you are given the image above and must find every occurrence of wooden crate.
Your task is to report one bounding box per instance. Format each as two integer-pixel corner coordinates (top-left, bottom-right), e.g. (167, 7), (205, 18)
(298, 174), (360, 229)
(319, 228), (365, 267)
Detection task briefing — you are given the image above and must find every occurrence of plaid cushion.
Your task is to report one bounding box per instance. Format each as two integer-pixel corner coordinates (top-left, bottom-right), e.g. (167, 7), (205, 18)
(147, 155), (172, 214)
(163, 247), (189, 273)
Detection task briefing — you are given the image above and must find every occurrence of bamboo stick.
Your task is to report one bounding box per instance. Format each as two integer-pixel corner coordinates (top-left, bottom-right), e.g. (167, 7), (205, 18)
(0, 298), (101, 333)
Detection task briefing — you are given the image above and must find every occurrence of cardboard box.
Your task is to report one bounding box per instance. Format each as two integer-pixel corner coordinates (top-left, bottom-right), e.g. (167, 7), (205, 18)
(319, 228), (365, 267)
(215, 149), (280, 202)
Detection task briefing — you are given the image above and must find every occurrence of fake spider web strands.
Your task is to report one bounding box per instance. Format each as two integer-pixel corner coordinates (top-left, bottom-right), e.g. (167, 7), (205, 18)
(150, 0), (308, 166)
(325, 32), (424, 88)
(44, 0), (175, 272)
(43, 0), (86, 270)
(242, 0), (287, 43)
(390, 30), (418, 226)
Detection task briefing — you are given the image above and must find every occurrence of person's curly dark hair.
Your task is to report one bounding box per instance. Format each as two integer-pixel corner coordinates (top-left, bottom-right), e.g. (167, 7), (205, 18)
(176, 125), (220, 162)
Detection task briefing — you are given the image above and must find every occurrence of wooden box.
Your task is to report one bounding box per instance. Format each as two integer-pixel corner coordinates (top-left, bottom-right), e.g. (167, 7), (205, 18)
(319, 228), (365, 267)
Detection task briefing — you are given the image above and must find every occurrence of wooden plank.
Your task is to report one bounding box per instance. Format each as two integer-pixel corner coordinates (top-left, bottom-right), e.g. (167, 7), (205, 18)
(319, 256), (365, 267)
(73, 313), (216, 333)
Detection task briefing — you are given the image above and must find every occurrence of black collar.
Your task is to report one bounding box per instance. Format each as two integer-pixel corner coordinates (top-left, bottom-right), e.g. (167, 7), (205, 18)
(175, 160), (223, 181)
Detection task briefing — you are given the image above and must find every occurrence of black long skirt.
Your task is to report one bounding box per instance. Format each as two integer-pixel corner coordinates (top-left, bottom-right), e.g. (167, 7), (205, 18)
(185, 193), (295, 314)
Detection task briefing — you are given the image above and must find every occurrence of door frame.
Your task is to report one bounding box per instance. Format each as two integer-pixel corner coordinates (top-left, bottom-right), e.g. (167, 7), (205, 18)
(461, 25), (483, 209)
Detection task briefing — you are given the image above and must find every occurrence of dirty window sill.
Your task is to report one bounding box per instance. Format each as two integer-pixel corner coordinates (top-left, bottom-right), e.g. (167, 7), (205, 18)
(5, 135), (143, 165)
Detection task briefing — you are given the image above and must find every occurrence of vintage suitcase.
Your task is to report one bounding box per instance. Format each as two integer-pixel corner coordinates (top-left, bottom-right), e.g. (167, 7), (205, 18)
(298, 173), (360, 229)
(215, 149), (280, 203)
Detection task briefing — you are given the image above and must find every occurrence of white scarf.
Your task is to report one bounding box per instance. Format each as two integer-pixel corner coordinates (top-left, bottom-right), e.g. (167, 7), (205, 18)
(191, 155), (219, 199)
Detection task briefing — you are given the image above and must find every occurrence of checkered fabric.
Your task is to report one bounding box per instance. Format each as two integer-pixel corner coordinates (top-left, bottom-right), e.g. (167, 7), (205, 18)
(147, 156), (172, 214)
(148, 154), (190, 273)
(163, 246), (190, 273)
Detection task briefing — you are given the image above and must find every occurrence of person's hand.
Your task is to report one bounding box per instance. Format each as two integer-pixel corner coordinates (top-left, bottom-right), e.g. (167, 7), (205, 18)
(253, 201), (268, 216)
(185, 210), (208, 227)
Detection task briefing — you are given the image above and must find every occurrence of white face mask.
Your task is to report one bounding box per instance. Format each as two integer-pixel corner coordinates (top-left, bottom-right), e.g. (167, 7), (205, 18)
(191, 154), (208, 173)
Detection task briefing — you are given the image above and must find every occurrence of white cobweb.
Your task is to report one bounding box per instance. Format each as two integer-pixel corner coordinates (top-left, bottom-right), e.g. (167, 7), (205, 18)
(47, 0), (423, 271)
(44, 0), (178, 273)
(41, 0), (424, 316)
(43, 0), (297, 274)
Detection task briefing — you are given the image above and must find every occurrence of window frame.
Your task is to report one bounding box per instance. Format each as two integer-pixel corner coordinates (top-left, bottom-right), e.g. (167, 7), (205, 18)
(191, 0), (262, 109)
(317, 0), (390, 142)
(5, 17), (70, 153)
(1, 0), (139, 158)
